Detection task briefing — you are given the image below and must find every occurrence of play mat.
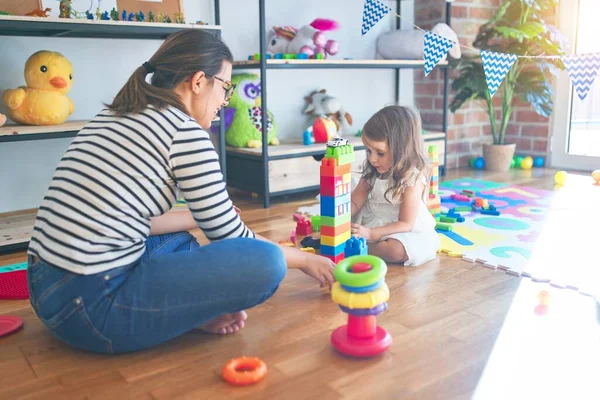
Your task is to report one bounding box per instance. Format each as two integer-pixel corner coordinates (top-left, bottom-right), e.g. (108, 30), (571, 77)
(297, 176), (600, 298)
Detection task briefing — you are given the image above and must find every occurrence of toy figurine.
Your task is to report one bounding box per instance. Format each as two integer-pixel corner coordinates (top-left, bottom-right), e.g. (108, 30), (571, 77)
(110, 7), (118, 21)
(101, 11), (110, 20)
(95, 7), (101, 20)
(121, 10), (127, 21)
(85, 10), (93, 19)
(58, 0), (71, 18)
(127, 12), (134, 21)
(135, 11), (145, 22)
(25, 8), (52, 17)
(156, 12), (165, 22)
(174, 12), (185, 23)
(148, 11), (154, 22)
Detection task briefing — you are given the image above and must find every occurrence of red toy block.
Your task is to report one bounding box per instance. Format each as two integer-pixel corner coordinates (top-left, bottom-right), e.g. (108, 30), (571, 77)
(323, 253), (345, 263)
(320, 175), (351, 197)
(293, 213), (305, 222)
(321, 221), (350, 237)
(296, 219), (312, 235)
(320, 158), (351, 178)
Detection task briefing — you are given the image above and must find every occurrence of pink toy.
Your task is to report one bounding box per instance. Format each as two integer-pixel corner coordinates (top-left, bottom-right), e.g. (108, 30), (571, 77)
(290, 229), (297, 243)
(296, 219), (312, 236)
(267, 18), (340, 58)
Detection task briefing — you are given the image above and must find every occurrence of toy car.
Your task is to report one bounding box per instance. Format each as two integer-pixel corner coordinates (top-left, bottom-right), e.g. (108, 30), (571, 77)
(326, 137), (349, 147)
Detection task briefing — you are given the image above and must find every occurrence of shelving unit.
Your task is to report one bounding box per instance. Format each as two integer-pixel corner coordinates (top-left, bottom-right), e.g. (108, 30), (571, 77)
(0, 9), (224, 253)
(218, 0), (452, 208)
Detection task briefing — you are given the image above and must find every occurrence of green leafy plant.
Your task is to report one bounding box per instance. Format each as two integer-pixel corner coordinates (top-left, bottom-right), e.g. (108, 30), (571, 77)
(450, 0), (568, 145)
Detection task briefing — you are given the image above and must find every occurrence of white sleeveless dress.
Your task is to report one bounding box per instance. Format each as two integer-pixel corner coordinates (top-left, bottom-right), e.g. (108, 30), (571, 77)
(353, 168), (440, 266)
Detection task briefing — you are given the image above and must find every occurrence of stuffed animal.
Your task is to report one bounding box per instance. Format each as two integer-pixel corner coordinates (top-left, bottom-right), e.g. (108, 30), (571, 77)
(376, 23), (461, 60)
(267, 18), (340, 58)
(3, 50), (74, 126)
(0, 113), (6, 127)
(303, 89), (353, 135)
(220, 73), (279, 148)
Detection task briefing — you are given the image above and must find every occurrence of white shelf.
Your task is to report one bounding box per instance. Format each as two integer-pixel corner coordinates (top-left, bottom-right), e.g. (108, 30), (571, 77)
(233, 58), (448, 70)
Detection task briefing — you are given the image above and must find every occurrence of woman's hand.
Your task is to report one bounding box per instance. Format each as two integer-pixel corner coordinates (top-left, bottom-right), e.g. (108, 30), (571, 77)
(298, 252), (336, 289)
(233, 205), (241, 215)
(351, 223), (376, 241)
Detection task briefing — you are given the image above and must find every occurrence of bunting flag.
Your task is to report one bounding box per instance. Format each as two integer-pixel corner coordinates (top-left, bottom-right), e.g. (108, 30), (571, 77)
(562, 53), (600, 100)
(481, 50), (518, 97)
(423, 31), (456, 76)
(361, 0), (392, 35)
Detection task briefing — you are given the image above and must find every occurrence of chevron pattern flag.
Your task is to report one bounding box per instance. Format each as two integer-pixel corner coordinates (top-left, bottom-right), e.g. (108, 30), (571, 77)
(423, 31), (456, 76)
(481, 50), (518, 97)
(361, 0), (391, 35)
(563, 53), (600, 100)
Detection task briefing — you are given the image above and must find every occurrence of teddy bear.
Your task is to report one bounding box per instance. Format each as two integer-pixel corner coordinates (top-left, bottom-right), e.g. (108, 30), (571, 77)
(267, 18), (340, 58)
(376, 22), (461, 60)
(303, 89), (353, 135)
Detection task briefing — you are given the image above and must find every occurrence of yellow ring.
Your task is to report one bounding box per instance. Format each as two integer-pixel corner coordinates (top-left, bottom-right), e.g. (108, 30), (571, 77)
(331, 281), (389, 309)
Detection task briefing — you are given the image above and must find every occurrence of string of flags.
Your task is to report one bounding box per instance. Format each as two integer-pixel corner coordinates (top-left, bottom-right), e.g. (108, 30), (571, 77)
(361, 0), (599, 100)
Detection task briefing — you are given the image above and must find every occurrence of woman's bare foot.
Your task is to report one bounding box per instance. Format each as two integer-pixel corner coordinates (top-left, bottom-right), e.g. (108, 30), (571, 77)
(197, 311), (247, 335)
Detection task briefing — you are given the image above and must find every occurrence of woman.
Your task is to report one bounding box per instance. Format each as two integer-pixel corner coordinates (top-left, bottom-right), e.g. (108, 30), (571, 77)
(26, 29), (335, 354)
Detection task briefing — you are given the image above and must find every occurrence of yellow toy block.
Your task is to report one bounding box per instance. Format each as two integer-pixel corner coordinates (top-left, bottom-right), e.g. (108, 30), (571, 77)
(321, 231), (351, 247)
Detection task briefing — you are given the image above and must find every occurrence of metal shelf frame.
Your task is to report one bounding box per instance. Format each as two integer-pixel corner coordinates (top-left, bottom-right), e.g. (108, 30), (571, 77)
(217, 0), (452, 208)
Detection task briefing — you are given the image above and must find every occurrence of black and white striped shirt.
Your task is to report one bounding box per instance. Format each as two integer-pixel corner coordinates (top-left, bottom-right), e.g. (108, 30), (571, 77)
(28, 105), (255, 274)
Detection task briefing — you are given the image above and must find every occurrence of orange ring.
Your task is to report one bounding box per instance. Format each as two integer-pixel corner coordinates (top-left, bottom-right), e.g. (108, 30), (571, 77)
(222, 356), (267, 386)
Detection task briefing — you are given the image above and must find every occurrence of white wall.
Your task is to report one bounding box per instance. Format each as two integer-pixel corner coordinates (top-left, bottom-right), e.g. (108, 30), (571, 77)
(0, 0), (413, 213)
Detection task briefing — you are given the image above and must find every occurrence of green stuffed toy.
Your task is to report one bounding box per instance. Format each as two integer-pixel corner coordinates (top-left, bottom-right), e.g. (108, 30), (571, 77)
(222, 73), (279, 148)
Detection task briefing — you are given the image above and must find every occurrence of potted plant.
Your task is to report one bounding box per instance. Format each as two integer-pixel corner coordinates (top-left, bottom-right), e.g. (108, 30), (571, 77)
(450, 0), (567, 171)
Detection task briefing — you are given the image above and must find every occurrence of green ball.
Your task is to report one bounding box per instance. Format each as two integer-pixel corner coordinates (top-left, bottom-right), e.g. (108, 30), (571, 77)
(514, 156), (523, 168)
(469, 158), (476, 168)
(510, 158), (516, 168)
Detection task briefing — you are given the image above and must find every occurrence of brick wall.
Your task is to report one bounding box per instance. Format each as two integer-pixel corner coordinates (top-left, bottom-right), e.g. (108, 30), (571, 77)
(415, 0), (553, 169)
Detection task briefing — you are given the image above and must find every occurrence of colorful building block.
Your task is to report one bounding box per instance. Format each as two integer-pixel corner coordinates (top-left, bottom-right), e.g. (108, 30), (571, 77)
(320, 213), (351, 227)
(321, 221), (351, 237)
(320, 193), (351, 218)
(320, 173), (351, 197)
(323, 253), (345, 263)
(320, 158), (352, 177)
(321, 231), (351, 247)
(345, 236), (368, 257)
(321, 242), (346, 256)
(296, 219), (312, 235)
(324, 144), (355, 166)
(310, 215), (321, 232)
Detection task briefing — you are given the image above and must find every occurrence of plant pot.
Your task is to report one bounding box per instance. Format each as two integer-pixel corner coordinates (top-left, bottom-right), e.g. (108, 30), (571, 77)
(482, 143), (516, 171)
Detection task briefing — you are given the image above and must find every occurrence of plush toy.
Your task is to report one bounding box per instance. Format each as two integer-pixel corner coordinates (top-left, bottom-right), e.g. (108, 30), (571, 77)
(303, 89), (353, 135)
(0, 113), (6, 127)
(219, 73), (279, 148)
(376, 23), (461, 60)
(3, 50), (74, 126)
(267, 18), (340, 58)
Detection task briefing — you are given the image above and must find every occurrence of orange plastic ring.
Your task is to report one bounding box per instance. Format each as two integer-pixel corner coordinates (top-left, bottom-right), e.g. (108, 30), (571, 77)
(222, 356), (267, 386)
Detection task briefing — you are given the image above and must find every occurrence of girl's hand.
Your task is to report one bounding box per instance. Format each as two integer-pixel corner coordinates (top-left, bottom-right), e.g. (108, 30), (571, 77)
(298, 252), (336, 289)
(351, 223), (375, 241)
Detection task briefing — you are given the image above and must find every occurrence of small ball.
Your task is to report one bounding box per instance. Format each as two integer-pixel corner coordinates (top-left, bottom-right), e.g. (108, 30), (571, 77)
(521, 156), (533, 170)
(510, 158), (516, 168)
(534, 304), (550, 316)
(533, 156), (545, 168)
(537, 290), (552, 306)
(474, 157), (485, 170)
(592, 169), (600, 185)
(514, 156), (524, 168)
(469, 158), (476, 168)
(555, 170), (568, 185)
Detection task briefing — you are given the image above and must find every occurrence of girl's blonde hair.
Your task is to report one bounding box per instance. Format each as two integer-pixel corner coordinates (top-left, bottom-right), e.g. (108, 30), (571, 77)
(361, 105), (430, 202)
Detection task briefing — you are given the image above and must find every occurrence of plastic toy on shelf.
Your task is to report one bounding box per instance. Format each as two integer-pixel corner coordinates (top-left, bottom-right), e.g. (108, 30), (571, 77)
(330, 255), (392, 358)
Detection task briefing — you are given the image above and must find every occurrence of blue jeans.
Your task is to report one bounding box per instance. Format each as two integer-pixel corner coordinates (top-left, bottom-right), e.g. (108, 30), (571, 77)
(27, 232), (286, 354)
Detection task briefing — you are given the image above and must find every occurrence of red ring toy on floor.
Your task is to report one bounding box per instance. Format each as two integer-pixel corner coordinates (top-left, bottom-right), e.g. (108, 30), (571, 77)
(222, 356), (267, 386)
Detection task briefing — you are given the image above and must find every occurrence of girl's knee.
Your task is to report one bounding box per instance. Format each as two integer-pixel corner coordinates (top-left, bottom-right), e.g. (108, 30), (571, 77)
(386, 240), (409, 264)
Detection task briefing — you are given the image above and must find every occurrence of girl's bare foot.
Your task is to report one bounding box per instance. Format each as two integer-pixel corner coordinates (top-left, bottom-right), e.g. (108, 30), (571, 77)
(197, 311), (247, 335)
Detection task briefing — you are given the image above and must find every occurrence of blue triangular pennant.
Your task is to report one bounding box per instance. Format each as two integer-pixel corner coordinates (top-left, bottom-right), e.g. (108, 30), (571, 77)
(562, 53), (600, 100)
(361, 0), (392, 36)
(480, 50), (518, 97)
(423, 31), (456, 76)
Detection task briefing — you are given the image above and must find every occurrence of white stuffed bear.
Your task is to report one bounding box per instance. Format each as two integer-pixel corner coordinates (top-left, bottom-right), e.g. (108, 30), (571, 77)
(376, 23), (461, 60)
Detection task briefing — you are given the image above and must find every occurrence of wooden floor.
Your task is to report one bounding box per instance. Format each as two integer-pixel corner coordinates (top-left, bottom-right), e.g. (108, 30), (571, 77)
(0, 168), (598, 399)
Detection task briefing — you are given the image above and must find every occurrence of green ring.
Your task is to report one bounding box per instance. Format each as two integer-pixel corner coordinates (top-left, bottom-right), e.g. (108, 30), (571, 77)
(334, 255), (387, 288)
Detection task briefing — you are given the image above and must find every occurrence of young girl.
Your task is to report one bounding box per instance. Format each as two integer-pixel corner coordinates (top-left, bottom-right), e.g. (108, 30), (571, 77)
(351, 105), (440, 266)
(26, 30), (335, 355)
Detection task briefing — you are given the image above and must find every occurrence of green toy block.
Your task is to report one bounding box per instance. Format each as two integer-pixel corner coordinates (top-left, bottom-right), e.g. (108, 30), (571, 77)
(320, 212), (351, 227)
(310, 215), (321, 232)
(283, 53), (296, 59)
(435, 223), (453, 231)
(316, 53), (324, 59)
(440, 216), (457, 223)
(324, 145), (354, 166)
(453, 206), (472, 212)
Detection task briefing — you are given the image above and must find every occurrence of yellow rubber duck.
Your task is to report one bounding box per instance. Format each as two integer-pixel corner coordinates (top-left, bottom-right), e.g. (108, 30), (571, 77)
(3, 50), (74, 125)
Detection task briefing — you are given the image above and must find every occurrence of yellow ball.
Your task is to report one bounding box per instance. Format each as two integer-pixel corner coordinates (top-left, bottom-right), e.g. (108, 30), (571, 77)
(537, 290), (552, 306)
(521, 156), (533, 170)
(555, 171), (568, 185)
(592, 169), (600, 184)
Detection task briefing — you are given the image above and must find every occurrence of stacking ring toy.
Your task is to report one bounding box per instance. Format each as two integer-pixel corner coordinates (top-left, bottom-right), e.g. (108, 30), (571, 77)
(331, 281), (389, 309)
(222, 356), (267, 386)
(330, 255), (392, 358)
(334, 255), (387, 288)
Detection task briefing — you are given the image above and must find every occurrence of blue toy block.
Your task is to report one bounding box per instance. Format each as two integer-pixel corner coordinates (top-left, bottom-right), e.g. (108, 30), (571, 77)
(320, 193), (351, 218)
(297, 53), (309, 59)
(345, 236), (367, 257)
(274, 53), (283, 59)
(321, 242), (346, 256)
(266, 54), (272, 59)
(480, 209), (501, 216)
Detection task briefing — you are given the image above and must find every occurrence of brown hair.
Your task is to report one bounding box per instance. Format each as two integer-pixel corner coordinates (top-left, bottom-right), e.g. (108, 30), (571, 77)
(107, 29), (233, 115)
(361, 105), (430, 202)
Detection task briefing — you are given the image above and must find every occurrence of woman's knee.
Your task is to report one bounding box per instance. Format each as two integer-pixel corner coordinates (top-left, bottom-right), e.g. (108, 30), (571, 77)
(246, 240), (287, 290)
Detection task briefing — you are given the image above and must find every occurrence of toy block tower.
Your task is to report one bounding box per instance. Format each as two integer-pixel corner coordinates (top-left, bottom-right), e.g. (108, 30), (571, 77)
(320, 140), (354, 263)
(427, 145), (441, 221)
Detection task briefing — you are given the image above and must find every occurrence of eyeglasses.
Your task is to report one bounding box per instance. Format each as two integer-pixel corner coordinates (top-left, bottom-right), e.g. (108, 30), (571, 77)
(207, 74), (236, 102)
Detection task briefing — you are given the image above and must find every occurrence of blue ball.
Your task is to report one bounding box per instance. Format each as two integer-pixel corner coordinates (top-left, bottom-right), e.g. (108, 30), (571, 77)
(474, 156), (485, 169)
(533, 156), (545, 167)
